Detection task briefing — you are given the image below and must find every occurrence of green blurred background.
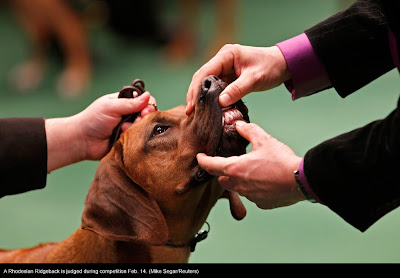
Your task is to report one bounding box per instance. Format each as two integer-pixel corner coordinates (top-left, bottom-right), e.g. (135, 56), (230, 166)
(0, 0), (399, 263)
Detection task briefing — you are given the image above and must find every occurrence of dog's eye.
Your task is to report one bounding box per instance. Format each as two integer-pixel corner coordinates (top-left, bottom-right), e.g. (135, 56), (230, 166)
(152, 125), (170, 136)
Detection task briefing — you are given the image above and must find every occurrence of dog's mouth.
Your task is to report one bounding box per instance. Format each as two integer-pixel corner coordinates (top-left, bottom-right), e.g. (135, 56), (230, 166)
(194, 75), (250, 158)
(222, 105), (248, 133)
(188, 75), (250, 223)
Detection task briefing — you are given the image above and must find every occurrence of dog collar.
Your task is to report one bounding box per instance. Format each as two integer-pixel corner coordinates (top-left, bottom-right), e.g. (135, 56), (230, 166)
(165, 222), (210, 252)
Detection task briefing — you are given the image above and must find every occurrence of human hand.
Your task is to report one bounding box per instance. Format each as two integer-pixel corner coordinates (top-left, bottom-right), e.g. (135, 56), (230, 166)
(74, 91), (157, 160)
(186, 45), (290, 115)
(46, 92), (157, 172)
(197, 121), (305, 209)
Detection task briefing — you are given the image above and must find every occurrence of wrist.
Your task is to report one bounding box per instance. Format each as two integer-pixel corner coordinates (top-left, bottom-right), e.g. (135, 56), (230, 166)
(294, 158), (319, 203)
(45, 116), (85, 172)
(276, 33), (331, 100)
(294, 169), (315, 203)
(288, 156), (306, 202)
(270, 46), (291, 84)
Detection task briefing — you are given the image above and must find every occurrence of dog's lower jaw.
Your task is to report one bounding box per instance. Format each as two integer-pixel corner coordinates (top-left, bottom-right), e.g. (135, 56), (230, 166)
(43, 229), (192, 263)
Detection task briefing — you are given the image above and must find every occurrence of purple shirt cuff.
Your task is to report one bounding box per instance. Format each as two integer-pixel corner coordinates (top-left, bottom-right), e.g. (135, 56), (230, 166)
(299, 158), (322, 203)
(389, 28), (400, 70)
(276, 33), (331, 100)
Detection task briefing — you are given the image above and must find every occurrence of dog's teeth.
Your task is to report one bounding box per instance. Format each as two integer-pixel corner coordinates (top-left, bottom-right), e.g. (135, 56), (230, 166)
(222, 108), (244, 133)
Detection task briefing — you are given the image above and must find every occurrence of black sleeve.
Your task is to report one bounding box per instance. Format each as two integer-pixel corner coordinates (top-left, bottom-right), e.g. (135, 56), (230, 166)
(0, 118), (47, 198)
(304, 98), (400, 231)
(305, 0), (395, 97)
(302, 0), (400, 231)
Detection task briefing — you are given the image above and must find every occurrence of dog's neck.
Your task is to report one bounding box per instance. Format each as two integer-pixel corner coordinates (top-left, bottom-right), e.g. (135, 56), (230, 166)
(46, 228), (192, 263)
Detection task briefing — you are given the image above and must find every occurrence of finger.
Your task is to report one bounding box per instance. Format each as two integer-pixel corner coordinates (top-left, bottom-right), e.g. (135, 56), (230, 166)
(217, 176), (236, 191)
(104, 92), (120, 99)
(139, 94), (158, 119)
(139, 107), (153, 119)
(186, 48), (235, 115)
(121, 122), (133, 132)
(107, 91), (151, 116)
(235, 121), (269, 149)
(133, 116), (142, 124)
(218, 176), (248, 199)
(197, 153), (231, 176)
(185, 84), (197, 115)
(218, 73), (253, 107)
(149, 95), (157, 106)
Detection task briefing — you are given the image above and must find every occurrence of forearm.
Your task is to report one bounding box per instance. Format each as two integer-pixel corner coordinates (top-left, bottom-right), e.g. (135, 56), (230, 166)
(45, 116), (85, 173)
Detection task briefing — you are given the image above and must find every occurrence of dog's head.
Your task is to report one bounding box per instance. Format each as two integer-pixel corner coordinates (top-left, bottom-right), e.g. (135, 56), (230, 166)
(82, 76), (249, 247)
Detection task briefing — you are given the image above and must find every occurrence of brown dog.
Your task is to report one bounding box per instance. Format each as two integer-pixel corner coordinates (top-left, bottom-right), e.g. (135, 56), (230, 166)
(0, 76), (249, 263)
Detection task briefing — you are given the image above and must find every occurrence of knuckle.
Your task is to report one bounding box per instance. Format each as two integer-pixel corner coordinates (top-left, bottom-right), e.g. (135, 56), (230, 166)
(252, 71), (266, 84)
(224, 43), (240, 48)
(220, 43), (241, 56)
(220, 43), (234, 51)
(193, 65), (210, 81)
(223, 159), (241, 177)
(193, 68), (203, 79)
(230, 83), (243, 98)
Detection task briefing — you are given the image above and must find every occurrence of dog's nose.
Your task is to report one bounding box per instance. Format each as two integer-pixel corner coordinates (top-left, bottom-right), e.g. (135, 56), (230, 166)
(201, 75), (220, 92)
(198, 75), (227, 105)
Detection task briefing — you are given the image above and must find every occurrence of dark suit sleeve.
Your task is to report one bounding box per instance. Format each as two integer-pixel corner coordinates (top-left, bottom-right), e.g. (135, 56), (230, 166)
(305, 0), (395, 97)
(304, 99), (400, 231)
(302, 0), (400, 231)
(0, 118), (47, 198)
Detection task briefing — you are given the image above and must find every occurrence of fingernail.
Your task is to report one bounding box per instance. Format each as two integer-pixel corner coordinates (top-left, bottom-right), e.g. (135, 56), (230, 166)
(219, 93), (231, 106)
(186, 100), (195, 115)
(235, 120), (246, 128)
(196, 153), (205, 160)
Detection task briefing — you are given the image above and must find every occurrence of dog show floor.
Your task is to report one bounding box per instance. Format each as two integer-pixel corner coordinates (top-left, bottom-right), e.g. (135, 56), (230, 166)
(0, 0), (399, 263)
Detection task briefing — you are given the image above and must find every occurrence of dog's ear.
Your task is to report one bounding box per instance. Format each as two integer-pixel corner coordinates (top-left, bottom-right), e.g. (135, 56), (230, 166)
(222, 191), (247, 220)
(81, 143), (168, 245)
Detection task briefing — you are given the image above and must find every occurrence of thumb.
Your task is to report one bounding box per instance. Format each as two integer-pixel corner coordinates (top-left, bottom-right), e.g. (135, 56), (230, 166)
(235, 121), (269, 149)
(219, 74), (253, 107)
(109, 91), (150, 116)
